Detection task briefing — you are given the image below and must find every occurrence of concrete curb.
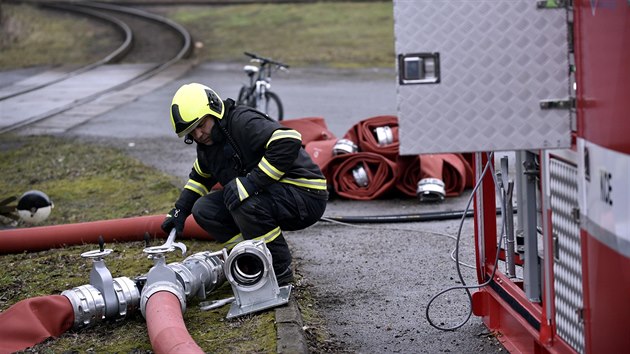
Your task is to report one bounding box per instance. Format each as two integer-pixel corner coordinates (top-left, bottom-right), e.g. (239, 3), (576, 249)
(276, 295), (309, 353)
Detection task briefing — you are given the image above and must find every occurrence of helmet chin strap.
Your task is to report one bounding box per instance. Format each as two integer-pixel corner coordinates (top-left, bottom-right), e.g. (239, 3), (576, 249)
(213, 116), (247, 176)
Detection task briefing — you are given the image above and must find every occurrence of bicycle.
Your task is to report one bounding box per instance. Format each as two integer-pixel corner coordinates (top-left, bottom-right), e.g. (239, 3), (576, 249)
(236, 52), (289, 121)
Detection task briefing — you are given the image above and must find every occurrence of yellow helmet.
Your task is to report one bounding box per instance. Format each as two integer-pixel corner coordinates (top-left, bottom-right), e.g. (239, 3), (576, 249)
(170, 83), (225, 138)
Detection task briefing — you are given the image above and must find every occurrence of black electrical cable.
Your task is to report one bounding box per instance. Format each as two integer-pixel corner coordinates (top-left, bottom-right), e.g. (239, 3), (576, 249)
(318, 152), (514, 331)
(322, 207), (510, 224)
(424, 152), (509, 331)
(425, 153), (506, 331)
(423, 153), (491, 330)
(322, 209), (473, 223)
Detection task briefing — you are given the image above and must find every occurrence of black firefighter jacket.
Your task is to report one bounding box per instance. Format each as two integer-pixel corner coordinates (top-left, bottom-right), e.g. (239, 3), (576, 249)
(175, 99), (328, 213)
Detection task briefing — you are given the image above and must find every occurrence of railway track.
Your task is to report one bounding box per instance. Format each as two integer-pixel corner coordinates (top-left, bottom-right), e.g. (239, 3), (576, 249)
(0, 1), (193, 135)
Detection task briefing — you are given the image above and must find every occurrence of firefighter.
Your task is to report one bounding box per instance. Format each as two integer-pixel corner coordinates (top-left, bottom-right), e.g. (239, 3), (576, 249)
(162, 83), (328, 285)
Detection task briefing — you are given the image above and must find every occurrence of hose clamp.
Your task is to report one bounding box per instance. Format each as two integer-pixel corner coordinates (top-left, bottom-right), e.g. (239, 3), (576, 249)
(332, 139), (358, 155)
(140, 254), (187, 318)
(374, 126), (393, 146)
(169, 262), (196, 298)
(416, 178), (446, 202)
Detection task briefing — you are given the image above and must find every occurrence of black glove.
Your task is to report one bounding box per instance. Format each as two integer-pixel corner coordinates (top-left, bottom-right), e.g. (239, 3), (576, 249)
(161, 207), (188, 236)
(223, 176), (257, 211)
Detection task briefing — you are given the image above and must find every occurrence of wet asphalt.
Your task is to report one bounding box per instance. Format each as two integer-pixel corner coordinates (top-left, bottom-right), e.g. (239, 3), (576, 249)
(2, 62), (505, 353)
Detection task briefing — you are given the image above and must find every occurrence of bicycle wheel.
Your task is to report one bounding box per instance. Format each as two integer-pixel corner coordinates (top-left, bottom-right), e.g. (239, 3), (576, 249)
(236, 85), (249, 105)
(260, 91), (284, 121)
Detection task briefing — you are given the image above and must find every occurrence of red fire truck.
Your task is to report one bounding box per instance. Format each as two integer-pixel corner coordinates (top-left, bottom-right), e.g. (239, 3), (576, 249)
(393, 0), (629, 352)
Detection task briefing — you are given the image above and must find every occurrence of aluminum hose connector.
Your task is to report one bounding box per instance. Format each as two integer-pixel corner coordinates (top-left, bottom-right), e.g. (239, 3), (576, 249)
(223, 240), (291, 319)
(417, 178), (446, 202)
(168, 251), (226, 300)
(352, 163), (369, 187)
(333, 138), (359, 155)
(140, 256), (186, 319)
(373, 126), (394, 146)
(62, 276), (139, 329)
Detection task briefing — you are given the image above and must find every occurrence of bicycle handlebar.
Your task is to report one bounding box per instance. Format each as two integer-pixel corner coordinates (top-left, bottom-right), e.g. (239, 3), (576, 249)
(244, 51), (290, 69)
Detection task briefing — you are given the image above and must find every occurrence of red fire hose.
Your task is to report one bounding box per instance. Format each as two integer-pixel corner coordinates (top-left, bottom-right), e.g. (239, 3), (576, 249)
(396, 153), (473, 198)
(145, 291), (204, 354)
(0, 215), (214, 352)
(344, 115), (400, 160)
(419, 153), (472, 197)
(279, 116), (336, 145)
(323, 152), (398, 200)
(0, 215), (213, 254)
(0, 295), (74, 353)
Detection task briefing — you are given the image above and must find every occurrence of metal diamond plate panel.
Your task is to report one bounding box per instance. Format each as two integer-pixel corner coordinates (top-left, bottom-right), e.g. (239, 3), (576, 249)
(550, 158), (584, 353)
(394, 0), (571, 154)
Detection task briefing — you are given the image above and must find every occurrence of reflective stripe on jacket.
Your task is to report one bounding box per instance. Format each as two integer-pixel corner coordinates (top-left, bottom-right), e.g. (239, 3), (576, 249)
(178, 99), (328, 209)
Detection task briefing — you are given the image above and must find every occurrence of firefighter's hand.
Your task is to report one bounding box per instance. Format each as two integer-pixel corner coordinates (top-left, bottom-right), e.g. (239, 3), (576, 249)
(223, 176), (256, 211)
(161, 207), (187, 236)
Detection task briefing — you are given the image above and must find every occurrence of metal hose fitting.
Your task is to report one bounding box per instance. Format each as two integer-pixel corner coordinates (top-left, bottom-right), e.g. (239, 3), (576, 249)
(223, 240), (291, 319)
(169, 251), (226, 300)
(333, 138), (359, 155)
(140, 255), (186, 318)
(62, 276), (140, 329)
(374, 126), (394, 145)
(417, 178), (446, 202)
(140, 250), (226, 318)
(352, 163), (369, 187)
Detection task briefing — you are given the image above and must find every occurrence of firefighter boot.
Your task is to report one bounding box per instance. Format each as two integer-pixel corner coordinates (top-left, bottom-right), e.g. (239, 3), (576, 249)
(265, 234), (294, 285)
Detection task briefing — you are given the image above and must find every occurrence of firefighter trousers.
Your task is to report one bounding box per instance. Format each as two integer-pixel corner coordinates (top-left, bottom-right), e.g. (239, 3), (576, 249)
(191, 182), (327, 273)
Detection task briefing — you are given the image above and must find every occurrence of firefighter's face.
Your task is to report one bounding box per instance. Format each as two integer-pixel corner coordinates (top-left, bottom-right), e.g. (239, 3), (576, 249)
(191, 117), (214, 145)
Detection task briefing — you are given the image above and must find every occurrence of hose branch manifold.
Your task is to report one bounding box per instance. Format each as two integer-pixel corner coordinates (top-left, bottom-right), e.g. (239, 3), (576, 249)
(62, 232), (227, 328)
(61, 231), (290, 327)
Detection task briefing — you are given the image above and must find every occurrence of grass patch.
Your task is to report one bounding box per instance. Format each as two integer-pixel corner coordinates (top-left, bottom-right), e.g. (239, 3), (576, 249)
(0, 240), (276, 353)
(168, 2), (395, 68)
(0, 135), (277, 353)
(0, 135), (178, 223)
(0, 3), (120, 70)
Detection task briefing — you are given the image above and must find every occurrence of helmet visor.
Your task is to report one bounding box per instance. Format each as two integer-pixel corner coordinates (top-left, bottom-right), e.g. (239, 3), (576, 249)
(177, 115), (209, 138)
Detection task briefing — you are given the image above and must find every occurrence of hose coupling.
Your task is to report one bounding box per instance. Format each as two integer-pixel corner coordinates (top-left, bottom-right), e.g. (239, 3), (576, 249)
(332, 138), (358, 155)
(168, 250), (226, 300)
(373, 126), (394, 146)
(417, 178), (446, 202)
(61, 276), (140, 329)
(223, 240), (291, 319)
(140, 255), (186, 318)
(140, 280), (186, 319)
(352, 163), (369, 187)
